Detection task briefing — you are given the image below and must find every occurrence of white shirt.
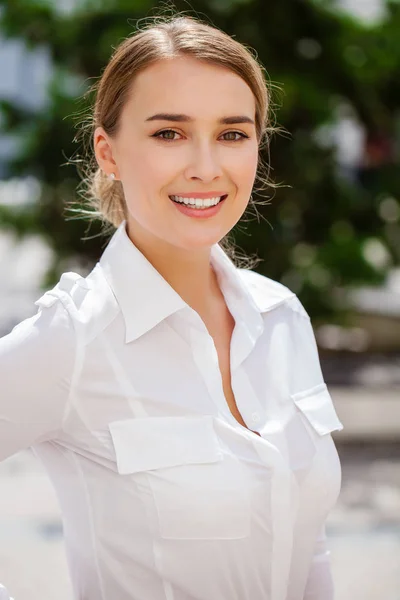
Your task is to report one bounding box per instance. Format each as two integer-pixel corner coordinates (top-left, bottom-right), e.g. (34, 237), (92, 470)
(0, 221), (344, 600)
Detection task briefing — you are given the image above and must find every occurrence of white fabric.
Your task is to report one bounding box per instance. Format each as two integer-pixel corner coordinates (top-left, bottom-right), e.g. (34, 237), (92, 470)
(0, 221), (344, 600)
(0, 585), (13, 600)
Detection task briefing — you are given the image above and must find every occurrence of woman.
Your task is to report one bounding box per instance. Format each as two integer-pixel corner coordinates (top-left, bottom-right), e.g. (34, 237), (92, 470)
(0, 14), (344, 600)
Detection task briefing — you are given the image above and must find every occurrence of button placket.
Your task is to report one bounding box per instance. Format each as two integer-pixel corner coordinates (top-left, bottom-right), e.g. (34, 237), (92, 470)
(230, 368), (264, 431)
(254, 440), (299, 600)
(190, 328), (231, 419)
(230, 321), (261, 371)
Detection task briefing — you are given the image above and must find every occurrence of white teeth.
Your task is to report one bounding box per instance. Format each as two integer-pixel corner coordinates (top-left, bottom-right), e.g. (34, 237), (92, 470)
(170, 195), (224, 209)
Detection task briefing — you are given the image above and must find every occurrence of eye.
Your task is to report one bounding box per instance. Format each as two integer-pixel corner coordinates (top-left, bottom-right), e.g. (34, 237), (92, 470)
(221, 131), (249, 142)
(151, 129), (250, 142)
(152, 129), (182, 142)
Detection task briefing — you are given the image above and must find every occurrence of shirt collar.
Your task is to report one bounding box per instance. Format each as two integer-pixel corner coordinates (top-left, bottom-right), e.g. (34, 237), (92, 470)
(99, 221), (284, 344)
(209, 242), (265, 342)
(99, 221), (187, 343)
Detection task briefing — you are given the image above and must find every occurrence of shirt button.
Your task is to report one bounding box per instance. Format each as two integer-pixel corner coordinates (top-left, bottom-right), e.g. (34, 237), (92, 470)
(251, 412), (260, 423)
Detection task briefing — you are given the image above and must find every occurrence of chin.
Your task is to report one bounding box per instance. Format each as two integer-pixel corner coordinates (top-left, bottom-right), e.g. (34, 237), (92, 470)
(169, 231), (226, 252)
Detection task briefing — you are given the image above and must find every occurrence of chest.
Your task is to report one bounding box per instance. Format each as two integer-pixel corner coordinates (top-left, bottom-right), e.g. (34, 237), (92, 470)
(205, 310), (257, 434)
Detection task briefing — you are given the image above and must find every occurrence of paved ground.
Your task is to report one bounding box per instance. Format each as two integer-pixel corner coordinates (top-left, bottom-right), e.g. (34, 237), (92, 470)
(329, 442), (400, 600)
(1, 439), (400, 600)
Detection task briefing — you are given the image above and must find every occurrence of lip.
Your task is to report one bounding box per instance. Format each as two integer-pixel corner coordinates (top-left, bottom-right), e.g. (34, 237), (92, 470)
(169, 192), (228, 199)
(169, 194), (228, 218)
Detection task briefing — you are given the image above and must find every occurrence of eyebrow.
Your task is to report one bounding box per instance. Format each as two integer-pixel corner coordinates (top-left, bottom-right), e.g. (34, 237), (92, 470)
(145, 113), (255, 125)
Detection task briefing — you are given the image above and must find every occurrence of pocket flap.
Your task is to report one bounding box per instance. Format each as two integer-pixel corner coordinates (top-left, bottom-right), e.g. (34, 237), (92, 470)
(109, 415), (222, 475)
(290, 383), (344, 435)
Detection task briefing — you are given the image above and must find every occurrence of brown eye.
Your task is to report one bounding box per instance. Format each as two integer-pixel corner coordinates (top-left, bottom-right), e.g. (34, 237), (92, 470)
(221, 131), (248, 142)
(153, 130), (180, 141)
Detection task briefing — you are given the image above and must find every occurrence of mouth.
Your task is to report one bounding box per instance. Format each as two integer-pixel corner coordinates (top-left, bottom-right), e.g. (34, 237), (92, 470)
(168, 194), (228, 210)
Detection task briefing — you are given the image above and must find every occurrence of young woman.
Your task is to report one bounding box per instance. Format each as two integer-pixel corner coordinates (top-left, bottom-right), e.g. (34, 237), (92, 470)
(0, 14), (344, 600)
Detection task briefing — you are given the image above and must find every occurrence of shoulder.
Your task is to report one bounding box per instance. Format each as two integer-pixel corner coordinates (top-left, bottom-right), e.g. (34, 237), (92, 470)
(34, 263), (120, 345)
(0, 286), (76, 374)
(237, 268), (310, 319)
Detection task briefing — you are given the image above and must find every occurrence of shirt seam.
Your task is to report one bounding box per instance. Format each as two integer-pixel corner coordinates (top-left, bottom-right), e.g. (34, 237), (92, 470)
(50, 293), (106, 598)
(54, 295), (85, 432)
(284, 296), (312, 321)
(71, 451), (107, 600)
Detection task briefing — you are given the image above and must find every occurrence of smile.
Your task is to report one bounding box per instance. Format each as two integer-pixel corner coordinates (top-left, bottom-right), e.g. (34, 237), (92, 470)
(169, 195), (228, 209)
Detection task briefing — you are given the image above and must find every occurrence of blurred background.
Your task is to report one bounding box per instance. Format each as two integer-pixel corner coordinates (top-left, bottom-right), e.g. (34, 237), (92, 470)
(0, 0), (399, 598)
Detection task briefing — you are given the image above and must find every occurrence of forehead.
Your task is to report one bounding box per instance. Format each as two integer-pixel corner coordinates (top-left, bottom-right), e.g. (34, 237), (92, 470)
(123, 56), (256, 120)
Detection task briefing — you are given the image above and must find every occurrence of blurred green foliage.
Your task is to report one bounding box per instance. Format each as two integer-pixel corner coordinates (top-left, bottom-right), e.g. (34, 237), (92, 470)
(0, 0), (399, 320)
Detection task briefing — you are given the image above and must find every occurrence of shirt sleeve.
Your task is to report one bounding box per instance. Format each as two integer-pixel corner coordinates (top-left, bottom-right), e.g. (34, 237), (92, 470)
(303, 524), (335, 600)
(0, 583), (14, 600)
(0, 298), (77, 462)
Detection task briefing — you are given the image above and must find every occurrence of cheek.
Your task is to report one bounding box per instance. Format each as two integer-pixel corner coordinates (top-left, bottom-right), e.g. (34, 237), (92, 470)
(123, 145), (179, 189)
(229, 146), (259, 188)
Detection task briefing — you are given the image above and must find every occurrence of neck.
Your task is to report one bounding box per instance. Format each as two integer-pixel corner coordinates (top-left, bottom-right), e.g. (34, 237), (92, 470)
(126, 222), (223, 319)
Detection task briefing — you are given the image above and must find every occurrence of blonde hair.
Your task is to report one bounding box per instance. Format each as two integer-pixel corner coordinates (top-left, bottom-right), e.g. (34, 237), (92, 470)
(72, 12), (280, 266)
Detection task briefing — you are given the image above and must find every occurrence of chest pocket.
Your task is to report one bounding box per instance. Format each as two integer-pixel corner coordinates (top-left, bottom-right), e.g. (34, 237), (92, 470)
(289, 382), (343, 496)
(109, 415), (251, 540)
(290, 382), (343, 437)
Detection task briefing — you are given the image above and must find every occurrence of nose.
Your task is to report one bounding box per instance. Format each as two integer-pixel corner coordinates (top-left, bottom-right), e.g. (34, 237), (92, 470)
(184, 140), (223, 182)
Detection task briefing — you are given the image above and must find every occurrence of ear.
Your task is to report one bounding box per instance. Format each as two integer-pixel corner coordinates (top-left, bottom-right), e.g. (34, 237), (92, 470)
(93, 127), (120, 180)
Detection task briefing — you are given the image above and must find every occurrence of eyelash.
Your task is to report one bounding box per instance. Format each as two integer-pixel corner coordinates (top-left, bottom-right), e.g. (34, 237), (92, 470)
(151, 129), (250, 143)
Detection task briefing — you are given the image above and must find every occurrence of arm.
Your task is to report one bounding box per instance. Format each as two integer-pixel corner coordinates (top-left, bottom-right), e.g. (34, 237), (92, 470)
(303, 524), (335, 600)
(289, 297), (341, 599)
(0, 298), (76, 461)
